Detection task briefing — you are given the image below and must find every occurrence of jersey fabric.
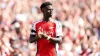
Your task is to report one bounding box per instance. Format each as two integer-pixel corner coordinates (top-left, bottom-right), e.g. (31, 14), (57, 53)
(30, 19), (62, 56)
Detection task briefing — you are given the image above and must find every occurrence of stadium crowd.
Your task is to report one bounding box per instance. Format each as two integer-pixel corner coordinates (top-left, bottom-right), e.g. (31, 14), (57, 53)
(0, 0), (100, 56)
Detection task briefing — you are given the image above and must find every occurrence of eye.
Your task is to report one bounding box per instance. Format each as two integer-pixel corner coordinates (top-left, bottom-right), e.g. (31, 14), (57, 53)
(48, 9), (53, 12)
(48, 10), (51, 12)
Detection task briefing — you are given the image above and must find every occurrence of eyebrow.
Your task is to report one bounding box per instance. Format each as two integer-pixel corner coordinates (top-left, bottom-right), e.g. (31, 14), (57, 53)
(46, 5), (53, 8)
(46, 7), (53, 9)
(47, 8), (53, 10)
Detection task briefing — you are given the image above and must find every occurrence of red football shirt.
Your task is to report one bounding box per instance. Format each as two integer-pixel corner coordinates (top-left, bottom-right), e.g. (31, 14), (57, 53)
(31, 19), (62, 56)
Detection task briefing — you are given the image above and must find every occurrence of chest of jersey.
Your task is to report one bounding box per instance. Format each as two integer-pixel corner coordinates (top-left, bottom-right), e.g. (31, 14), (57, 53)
(36, 21), (56, 37)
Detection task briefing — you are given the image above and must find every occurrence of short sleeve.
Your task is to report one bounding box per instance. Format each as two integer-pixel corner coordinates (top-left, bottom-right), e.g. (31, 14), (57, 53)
(30, 24), (36, 35)
(30, 20), (41, 35)
(56, 21), (63, 36)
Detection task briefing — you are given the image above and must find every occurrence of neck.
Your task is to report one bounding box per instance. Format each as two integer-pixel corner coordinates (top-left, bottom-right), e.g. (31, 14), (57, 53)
(43, 15), (51, 22)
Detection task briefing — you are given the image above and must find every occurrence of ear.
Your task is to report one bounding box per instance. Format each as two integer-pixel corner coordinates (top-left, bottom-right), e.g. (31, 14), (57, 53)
(41, 8), (43, 12)
(41, 8), (45, 12)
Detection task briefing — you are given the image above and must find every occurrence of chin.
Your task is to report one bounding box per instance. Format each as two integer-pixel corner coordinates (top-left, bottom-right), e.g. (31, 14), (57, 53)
(50, 15), (52, 17)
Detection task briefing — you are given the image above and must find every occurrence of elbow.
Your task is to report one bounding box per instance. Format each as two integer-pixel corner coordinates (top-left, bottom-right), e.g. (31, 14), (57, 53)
(29, 40), (33, 43)
(56, 36), (62, 43)
(29, 38), (35, 43)
(54, 40), (62, 43)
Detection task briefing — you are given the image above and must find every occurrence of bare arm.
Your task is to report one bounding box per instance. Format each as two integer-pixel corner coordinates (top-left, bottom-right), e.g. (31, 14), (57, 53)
(49, 36), (62, 43)
(29, 34), (39, 43)
(29, 25), (40, 43)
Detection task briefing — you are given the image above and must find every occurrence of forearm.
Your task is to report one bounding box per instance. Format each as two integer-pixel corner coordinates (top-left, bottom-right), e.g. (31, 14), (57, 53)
(49, 36), (62, 43)
(29, 35), (39, 43)
(42, 35), (62, 43)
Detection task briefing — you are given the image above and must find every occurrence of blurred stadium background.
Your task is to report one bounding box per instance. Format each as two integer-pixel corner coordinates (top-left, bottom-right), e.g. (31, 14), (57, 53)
(0, 0), (100, 56)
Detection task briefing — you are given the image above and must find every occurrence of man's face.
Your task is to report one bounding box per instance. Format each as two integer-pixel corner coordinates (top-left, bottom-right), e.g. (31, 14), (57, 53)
(42, 5), (53, 17)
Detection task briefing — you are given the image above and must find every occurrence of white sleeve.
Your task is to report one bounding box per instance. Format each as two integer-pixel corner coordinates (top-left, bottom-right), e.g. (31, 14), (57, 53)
(30, 20), (41, 35)
(30, 24), (36, 35)
(56, 21), (63, 36)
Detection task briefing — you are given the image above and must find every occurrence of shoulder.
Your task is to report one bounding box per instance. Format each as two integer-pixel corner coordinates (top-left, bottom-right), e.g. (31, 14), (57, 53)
(51, 20), (62, 26)
(31, 20), (42, 30)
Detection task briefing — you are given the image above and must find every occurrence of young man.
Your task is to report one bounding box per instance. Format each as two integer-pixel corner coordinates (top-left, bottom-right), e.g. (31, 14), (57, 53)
(29, 2), (63, 56)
